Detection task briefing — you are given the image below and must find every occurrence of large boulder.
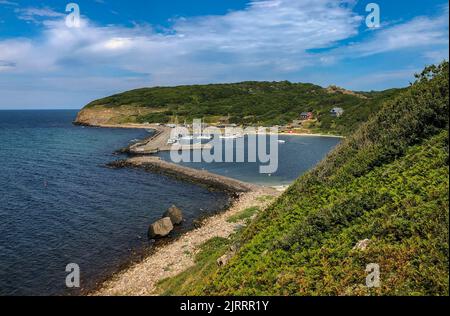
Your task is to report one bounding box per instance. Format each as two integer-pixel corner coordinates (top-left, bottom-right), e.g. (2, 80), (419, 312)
(148, 217), (174, 238)
(163, 205), (183, 225)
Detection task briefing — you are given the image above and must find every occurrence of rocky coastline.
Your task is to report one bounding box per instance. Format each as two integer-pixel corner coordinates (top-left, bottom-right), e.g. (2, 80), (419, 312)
(107, 157), (264, 194)
(84, 125), (280, 295)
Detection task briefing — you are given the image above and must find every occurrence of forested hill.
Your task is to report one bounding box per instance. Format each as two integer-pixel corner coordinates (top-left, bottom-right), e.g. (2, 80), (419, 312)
(157, 62), (449, 296)
(76, 81), (402, 136)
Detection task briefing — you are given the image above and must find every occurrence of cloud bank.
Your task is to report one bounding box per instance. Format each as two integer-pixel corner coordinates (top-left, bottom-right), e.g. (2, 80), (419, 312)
(0, 0), (448, 108)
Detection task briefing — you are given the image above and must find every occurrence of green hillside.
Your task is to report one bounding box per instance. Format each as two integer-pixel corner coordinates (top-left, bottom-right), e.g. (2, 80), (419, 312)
(157, 62), (449, 296)
(79, 81), (402, 135)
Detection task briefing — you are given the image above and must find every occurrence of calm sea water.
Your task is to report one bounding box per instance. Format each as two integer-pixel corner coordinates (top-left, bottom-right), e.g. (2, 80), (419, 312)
(0, 110), (340, 296)
(0, 110), (230, 296)
(158, 135), (341, 186)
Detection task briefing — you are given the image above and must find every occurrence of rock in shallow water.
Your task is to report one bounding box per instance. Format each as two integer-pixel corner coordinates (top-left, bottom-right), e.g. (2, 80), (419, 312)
(163, 205), (183, 225)
(148, 217), (174, 238)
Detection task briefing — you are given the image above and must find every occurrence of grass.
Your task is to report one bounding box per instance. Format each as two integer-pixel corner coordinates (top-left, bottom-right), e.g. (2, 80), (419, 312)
(157, 237), (231, 296)
(255, 195), (275, 203)
(226, 207), (261, 223)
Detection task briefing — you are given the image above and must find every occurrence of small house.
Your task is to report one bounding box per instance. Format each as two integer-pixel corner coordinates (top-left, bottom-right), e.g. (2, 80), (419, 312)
(300, 112), (314, 120)
(330, 107), (344, 117)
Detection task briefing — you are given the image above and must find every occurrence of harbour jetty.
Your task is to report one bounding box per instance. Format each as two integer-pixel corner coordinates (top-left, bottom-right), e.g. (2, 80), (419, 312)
(120, 125), (213, 155)
(108, 156), (265, 194)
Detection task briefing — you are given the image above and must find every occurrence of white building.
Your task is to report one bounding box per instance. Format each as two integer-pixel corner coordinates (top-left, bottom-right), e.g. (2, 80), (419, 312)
(330, 107), (345, 117)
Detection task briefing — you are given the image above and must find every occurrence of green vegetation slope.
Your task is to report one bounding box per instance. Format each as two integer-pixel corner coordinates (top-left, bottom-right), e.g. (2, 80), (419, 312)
(157, 62), (449, 296)
(76, 81), (402, 136)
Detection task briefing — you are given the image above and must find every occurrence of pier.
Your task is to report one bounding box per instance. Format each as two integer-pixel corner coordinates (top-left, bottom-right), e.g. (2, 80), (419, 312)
(108, 157), (270, 194)
(126, 125), (212, 155)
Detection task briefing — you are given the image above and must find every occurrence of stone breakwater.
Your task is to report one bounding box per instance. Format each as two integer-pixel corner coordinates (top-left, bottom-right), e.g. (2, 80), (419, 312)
(116, 125), (213, 155)
(108, 156), (265, 194)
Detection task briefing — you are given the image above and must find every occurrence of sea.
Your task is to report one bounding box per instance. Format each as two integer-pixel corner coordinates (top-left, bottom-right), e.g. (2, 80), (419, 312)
(0, 110), (340, 296)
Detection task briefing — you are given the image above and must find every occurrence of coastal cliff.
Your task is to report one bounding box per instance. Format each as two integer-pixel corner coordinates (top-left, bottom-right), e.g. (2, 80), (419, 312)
(75, 105), (156, 126)
(74, 106), (118, 126)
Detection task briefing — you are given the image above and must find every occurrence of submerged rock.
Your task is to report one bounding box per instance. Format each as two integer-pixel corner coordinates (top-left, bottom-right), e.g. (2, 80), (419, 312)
(148, 217), (174, 238)
(163, 205), (183, 225)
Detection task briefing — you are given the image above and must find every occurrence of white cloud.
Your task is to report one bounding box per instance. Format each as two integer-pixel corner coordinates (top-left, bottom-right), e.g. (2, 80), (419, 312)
(1, 1), (362, 78)
(0, 60), (16, 71)
(342, 68), (422, 90)
(0, 0), (448, 108)
(15, 7), (65, 24)
(423, 48), (449, 63)
(323, 3), (449, 62)
(350, 16), (447, 57)
(0, 0), (18, 6)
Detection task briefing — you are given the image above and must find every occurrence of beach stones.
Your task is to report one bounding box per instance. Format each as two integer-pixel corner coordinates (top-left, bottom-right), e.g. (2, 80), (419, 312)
(148, 217), (174, 238)
(163, 205), (183, 225)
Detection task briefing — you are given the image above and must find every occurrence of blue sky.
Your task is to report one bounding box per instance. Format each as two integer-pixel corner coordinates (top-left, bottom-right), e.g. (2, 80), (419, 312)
(0, 0), (448, 109)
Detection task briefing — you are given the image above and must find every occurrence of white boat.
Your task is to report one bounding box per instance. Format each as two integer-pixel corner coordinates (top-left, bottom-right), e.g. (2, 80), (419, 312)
(220, 135), (238, 139)
(195, 135), (212, 140)
(167, 139), (178, 144)
(220, 134), (243, 139)
(278, 140), (286, 144)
